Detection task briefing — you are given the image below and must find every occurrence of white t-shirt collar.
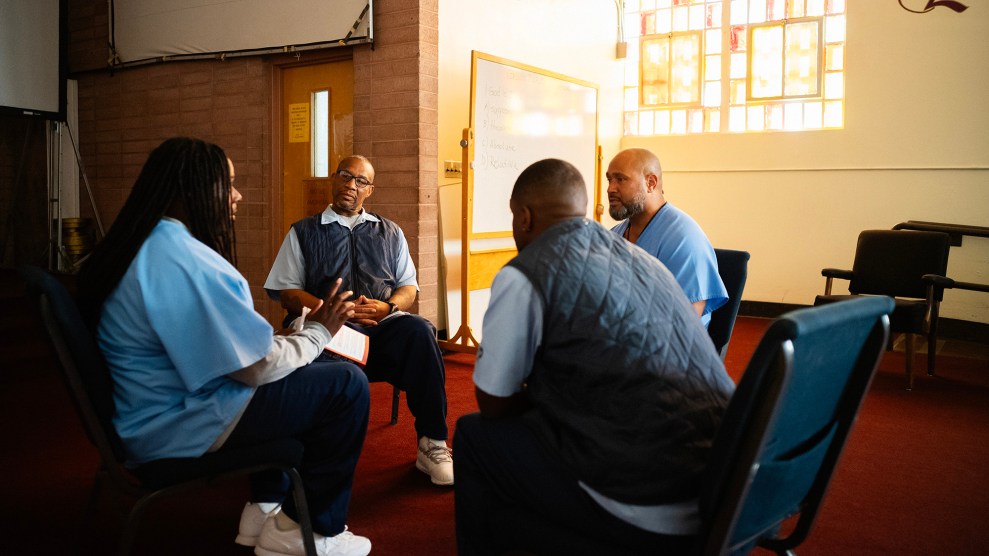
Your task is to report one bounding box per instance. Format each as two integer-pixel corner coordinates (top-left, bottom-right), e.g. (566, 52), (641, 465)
(320, 205), (381, 229)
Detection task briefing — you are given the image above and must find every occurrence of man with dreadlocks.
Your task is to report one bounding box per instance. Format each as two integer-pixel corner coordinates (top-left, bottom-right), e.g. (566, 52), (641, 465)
(265, 155), (453, 487)
(77, 137), (372, 556)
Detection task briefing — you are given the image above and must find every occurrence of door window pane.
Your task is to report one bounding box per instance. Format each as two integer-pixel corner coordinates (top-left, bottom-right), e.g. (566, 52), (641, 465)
(312, 89), (329, 177)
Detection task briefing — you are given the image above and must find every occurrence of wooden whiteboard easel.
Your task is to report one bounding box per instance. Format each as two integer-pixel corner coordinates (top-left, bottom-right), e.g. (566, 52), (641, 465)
(440, 51), (600, 354)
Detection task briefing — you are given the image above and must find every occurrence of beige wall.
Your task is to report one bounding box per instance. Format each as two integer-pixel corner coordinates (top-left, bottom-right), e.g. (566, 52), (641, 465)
(622, 3), (989, 323)
(438, 2), (988, 329)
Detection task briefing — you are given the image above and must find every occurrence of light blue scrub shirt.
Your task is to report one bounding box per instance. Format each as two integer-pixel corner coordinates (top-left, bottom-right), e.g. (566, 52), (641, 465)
(612, 202), (727, 327)
(98, 218), (273, 465)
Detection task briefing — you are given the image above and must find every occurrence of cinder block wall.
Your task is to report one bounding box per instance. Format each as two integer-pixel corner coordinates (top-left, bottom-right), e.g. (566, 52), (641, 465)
(66, 0), (440, 325)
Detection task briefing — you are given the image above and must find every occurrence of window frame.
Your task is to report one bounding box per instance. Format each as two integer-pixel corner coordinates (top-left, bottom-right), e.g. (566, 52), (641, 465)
(745, 16), (823, 102)
(639, 30), (704, 108)
(621, 0), (846, 136)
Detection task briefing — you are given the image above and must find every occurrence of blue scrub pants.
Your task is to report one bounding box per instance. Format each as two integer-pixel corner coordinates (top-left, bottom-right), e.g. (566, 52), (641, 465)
(324, 313), (448, 442)
(222, 360), (369, 537)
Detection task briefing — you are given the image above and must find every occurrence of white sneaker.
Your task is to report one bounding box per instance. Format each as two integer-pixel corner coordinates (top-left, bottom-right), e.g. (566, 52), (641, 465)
(236, 502), (281, 547)
(416, 437), (454, 486)
(254, 516), (371, 556)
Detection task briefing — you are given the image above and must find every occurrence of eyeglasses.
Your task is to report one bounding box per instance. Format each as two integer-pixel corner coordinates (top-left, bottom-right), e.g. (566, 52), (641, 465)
(335, 169), (373, 189)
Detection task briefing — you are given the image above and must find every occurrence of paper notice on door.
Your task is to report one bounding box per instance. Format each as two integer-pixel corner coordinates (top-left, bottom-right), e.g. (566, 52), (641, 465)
(289, 102), (310, 143)
(325, 325), (370, 365)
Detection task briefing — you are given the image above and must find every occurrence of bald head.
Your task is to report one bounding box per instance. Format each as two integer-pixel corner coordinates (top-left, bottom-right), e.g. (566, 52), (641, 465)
(611, 148), (662, 178)
(337, 154), (374, 174)
(509, 159), (588, 251)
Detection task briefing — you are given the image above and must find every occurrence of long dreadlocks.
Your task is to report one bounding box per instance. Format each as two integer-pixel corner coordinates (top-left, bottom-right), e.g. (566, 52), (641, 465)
(77, 137), (237, 326)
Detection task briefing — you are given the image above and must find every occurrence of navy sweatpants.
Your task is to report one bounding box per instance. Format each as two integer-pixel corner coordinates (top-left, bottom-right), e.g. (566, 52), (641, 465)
(222, 361), (369, 537)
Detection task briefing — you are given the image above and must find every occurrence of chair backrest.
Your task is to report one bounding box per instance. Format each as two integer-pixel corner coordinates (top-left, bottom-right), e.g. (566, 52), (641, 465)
(697, 295), (893, 555)
(708, 249), (750, 359)
(850, 230), (950, 300)
(18, 266), (132, 472)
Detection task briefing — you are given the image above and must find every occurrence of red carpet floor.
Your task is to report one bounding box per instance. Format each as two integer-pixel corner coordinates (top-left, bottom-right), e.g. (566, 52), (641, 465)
(2, 317), (987, 555)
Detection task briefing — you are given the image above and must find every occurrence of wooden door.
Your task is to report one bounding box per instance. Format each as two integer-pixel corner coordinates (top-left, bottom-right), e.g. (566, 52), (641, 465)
(279, 60), (354, 239)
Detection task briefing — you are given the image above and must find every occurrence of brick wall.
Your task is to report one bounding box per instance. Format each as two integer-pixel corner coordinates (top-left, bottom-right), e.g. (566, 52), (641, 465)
(354, 0), (440, 322)
(70, 59), (273, 307)
(67, 0), (107, 73)
(64, 0), (441, 325)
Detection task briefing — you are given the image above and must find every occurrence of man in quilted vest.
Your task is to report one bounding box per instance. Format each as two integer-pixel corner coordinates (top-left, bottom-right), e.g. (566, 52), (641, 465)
(453, 158), (735, 555)
(265, 155), (453, 488)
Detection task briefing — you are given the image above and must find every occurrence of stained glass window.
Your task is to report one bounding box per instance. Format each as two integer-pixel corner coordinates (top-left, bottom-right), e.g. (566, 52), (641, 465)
(623, 0), (846, 136)
(640, 33), (702, 106)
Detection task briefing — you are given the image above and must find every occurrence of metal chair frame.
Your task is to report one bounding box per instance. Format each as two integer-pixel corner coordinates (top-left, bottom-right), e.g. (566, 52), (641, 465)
(22, 266), (318, 556)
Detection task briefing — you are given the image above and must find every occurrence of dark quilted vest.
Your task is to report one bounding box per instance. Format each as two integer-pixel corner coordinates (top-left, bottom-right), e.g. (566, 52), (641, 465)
(510, 218), (734, 504)
(292, 213), (405, 302)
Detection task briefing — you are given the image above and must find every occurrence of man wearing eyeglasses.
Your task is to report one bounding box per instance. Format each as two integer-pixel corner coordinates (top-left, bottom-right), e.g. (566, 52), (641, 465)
(265, 155), (453, 488)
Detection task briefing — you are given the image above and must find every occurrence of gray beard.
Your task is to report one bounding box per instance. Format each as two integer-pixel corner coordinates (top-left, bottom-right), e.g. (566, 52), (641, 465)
(609, 193), (646, 221)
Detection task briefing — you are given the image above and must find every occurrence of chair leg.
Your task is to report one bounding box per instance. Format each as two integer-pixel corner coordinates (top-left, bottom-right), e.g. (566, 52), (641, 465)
(74, 471), (107, 554)
(87, 467), (108, 513)
(286, 468), (318, 556)
(390, 385), (400, 425)
(117, 493), (159, 556)
(929, 302), (940, 376)
(927, 325), (937, 376)
(904, 333), (915, 391)
(117, 524), (138, 556)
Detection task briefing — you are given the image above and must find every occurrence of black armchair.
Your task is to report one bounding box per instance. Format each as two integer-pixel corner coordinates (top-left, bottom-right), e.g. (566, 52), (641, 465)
(813, 229), (952, 389)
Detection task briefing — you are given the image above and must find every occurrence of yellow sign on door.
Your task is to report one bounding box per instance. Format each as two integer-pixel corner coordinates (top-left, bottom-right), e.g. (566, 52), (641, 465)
(289, 103), (310, 143)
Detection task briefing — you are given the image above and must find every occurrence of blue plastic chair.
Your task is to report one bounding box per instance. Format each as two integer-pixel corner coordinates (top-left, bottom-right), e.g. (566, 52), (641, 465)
(697, 295), (893, 555)
(482, 296), (892, 556)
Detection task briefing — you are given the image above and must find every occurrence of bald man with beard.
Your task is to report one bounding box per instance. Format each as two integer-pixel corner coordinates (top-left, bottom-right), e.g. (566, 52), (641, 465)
(453, 158), (734, 556)
(606, 148), (727, 327)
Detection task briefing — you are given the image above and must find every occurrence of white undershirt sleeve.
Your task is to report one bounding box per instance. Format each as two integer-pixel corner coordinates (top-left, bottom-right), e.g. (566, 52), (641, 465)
(228, 321), (332, 386)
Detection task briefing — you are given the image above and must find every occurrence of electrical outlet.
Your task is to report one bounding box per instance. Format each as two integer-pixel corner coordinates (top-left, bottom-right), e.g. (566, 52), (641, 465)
(444, 160), (463, 177)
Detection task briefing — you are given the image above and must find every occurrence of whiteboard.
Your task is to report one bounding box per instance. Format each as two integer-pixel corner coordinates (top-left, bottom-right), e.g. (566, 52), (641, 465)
(469, 51), (599, 237)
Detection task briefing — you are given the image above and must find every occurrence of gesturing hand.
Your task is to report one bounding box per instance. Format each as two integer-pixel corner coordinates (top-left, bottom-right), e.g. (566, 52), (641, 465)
(307, 278), (355, 336)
